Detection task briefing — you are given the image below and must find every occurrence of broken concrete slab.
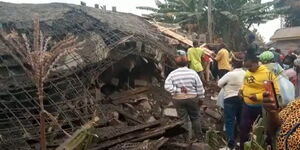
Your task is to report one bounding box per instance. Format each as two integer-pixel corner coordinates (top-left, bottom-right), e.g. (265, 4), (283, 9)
(134, 79), (149, 87)
(109, 87), (149, 100)
(113, 94), (149, 105)
(139, 100), (152, 111)
(163, 108), (178, 117)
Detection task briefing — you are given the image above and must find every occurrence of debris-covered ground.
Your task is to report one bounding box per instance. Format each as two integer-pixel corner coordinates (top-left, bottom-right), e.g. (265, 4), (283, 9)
(83, 81), (226, 150)
(0, 2), (227, 150)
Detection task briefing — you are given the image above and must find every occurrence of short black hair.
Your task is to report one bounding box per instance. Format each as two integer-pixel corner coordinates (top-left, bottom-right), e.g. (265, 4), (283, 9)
(275, 49), (281, 53)
(193, 40), (198, 47)
(247, 33), (255, 42)
(175, 56), (188, 67)
(245, 53), (259, 62)
(176, 44), (186, 50)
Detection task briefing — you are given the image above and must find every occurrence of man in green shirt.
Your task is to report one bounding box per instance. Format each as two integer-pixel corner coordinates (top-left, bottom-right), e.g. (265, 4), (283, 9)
(187, 41), (205, 82)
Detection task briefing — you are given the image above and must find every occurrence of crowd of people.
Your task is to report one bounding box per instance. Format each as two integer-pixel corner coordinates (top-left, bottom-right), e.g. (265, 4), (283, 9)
(164, 39), (300, 150)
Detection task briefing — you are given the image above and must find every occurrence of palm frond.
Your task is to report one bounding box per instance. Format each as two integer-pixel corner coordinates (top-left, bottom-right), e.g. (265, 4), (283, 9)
(136, 6), (158, 12)
(219, 11), (239, 21)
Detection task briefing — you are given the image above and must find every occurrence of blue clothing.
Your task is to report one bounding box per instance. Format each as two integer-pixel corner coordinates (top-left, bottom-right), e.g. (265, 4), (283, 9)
(224, 96), (243, 149)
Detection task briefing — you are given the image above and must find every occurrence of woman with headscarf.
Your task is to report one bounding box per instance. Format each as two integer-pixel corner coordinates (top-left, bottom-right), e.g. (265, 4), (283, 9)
(259, 51), (284, 77)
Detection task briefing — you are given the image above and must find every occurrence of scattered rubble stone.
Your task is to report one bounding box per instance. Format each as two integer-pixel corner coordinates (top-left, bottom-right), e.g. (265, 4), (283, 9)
(163, 108), (178, 117)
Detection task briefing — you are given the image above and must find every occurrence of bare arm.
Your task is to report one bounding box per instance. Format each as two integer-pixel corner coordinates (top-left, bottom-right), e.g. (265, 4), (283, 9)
(215, 50), (222, 61)
(218, 73), (229, 88)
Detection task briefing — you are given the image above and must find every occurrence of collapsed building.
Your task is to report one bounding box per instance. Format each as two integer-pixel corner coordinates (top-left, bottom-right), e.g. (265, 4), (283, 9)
(0, 2), (223, 150)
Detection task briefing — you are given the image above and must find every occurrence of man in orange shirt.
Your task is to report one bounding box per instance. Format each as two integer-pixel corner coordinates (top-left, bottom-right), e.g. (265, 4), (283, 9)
(215, 44), (231, 78)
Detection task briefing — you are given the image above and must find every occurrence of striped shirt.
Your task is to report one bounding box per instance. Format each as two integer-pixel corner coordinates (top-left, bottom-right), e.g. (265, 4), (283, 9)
(164, 67), (205, 99)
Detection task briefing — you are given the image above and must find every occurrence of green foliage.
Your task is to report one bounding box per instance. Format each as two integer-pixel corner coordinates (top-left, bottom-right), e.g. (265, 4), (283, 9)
(212, 0), (282, 50)
(276, 0), (300, 27)
(138, 0), (284, 50)
(137, 0), (207, 30)
(244, 117), (266, 150)
(56, 117), (99, 150)
(205, 129), (227, 149)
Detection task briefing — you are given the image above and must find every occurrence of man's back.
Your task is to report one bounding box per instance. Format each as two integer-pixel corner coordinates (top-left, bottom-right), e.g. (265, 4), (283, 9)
(164, 67), (205, 99)
(218, 68), (245, 99)
(187, 47), (204, 72)
(215, 48), (231, 70)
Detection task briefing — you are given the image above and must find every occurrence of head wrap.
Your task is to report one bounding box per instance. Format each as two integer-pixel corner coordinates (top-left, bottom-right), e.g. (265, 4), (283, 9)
(176, 50), (186, 56)
(269, 47), (276, 51)
(294, 58), (300, 67)
(259, 51), (274, 63)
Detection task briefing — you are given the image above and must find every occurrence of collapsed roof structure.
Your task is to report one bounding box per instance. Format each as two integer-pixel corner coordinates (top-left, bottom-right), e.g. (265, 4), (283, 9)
(0, 2), (178, 149)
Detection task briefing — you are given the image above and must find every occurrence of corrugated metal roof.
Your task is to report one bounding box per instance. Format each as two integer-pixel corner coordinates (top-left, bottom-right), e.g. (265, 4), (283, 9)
(270, 26), (300, 41)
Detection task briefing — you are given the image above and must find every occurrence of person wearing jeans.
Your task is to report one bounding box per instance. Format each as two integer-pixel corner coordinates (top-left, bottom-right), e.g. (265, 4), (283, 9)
(165, 55), (205, 141)
(224, 97), (243, 148)
(218, 53), (245, 149)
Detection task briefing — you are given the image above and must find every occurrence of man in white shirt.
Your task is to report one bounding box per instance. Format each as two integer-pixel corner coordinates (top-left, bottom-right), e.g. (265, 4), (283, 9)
(218, 53), (245, 150)
(164, 55), (205, 141)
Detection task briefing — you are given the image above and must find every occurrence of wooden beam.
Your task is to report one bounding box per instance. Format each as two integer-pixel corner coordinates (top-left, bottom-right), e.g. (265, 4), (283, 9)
(151, 22), (214, 56)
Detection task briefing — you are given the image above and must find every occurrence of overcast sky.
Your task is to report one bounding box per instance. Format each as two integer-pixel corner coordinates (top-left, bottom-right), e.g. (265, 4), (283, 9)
(1, 0), (280, 42)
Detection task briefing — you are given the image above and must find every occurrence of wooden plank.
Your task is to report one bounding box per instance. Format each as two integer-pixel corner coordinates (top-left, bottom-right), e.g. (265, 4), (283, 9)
(115, 108), (144, 124)
(131, 120), (184, 142)
(96, 120), (161, 141)
(109, 87), (149, 101)
(92, 121), (182, 150)
(151, 23), (214, 56)
(112, 93), (148, 105)
(92, 121), (162, 150)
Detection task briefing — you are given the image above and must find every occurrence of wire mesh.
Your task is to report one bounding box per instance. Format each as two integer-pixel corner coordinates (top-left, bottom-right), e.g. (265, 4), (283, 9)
(0, 2), (173, 149)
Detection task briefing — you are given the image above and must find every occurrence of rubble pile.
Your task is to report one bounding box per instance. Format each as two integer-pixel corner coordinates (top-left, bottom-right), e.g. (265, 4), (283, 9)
(85, 83), (224, 150)
(0, 2), (225, 149)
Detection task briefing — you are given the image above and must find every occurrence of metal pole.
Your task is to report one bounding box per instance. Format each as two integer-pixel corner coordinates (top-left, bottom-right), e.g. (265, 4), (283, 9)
(208, 0), (213, 43)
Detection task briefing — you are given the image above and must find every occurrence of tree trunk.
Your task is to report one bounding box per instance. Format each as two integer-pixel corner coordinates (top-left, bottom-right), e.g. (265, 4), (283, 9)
(208, 0), (213, 43)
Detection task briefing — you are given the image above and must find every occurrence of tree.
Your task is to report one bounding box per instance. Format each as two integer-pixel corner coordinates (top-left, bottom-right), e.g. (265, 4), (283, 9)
(138, 0), (284, 50)
(137, 0), (208, 34)
(212, 0), (284, 50)
(276, 0), (300, 27)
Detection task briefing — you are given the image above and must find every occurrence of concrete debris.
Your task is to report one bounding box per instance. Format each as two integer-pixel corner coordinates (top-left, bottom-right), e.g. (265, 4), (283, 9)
(163, 108), (178, 117)
(211, 95), (218, 101)
(146, 116), (157, 123)
(139, 100), (152, 111)
(134, 79), (149, 87)
(0, 2), (226, 150)
(167, 101), (174, 106)
(201, 105), (223, 121)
